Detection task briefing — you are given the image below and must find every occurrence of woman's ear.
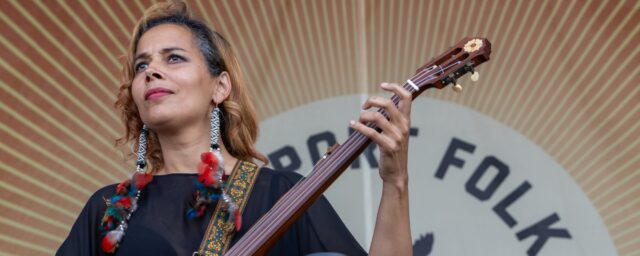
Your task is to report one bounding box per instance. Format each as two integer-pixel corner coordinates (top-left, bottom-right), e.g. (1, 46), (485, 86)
(212, 71), (232, 104)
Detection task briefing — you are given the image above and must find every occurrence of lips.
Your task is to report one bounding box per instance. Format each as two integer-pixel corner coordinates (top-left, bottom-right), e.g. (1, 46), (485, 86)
(144, 87), (174, 100)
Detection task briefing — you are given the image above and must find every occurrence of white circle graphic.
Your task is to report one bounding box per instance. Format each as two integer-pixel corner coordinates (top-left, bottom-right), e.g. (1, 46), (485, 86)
(257, 95), (616, 256)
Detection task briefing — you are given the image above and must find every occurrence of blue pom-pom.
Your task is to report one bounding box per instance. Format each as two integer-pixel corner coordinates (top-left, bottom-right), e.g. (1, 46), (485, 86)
(110, 196), (123, 203)
(128, 187), (138, 196)
(186, 209), (198, 220)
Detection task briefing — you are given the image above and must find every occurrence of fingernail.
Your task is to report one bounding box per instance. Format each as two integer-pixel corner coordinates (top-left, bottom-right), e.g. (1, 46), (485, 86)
(349, 120), (356, 126)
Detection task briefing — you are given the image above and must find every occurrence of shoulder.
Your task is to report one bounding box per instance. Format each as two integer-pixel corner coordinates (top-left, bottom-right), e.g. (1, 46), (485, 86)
(257, 167), (305, 189)
(82, 183), (118, 213)
(258, 167), (304, 184)
(250, 167), (305, 198)
(56, 183), (120, 255)
(91, 183), (118, 201)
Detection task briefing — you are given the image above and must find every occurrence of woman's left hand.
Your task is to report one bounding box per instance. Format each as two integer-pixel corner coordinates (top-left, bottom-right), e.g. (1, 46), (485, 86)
(350, 82), (412, 186)
(351, 82), (414, 255)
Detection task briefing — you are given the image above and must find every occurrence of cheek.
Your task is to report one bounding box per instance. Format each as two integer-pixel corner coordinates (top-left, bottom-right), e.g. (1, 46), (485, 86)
(175, 72), (214, 102)
(130, 77), (145, 107)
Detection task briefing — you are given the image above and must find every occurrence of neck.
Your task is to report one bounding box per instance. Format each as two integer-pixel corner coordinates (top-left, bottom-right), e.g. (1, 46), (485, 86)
(154, 124), (237, 175)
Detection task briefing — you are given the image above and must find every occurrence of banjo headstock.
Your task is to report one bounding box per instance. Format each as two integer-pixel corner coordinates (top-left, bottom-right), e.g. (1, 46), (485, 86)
(407, 37), (492, 94)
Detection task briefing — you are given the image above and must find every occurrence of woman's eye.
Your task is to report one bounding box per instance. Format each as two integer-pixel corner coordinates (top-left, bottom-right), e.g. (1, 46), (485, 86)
(168, 54), (184, 63)
(135, 63), (148, 73)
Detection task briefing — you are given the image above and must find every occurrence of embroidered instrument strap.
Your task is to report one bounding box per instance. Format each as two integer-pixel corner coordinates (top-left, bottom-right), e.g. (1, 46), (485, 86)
(195, 160), (261, 256)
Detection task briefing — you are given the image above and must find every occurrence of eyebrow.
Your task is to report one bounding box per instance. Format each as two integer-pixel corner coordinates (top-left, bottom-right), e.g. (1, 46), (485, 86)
(134, 47), (187, 62)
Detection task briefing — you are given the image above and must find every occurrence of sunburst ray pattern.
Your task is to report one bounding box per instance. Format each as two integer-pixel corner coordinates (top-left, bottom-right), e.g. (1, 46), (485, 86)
(0, 0), (638, 255)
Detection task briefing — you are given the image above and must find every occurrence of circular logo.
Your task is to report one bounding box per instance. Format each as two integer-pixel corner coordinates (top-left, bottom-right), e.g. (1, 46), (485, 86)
(257, 95), (616, 255)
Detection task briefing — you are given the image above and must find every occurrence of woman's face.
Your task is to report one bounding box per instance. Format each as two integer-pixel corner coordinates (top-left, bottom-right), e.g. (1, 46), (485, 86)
(131, 24), (218, 131)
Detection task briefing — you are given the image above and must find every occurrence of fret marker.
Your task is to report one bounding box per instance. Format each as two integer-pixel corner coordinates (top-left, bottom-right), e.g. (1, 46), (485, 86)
(407, 79), (419, 91)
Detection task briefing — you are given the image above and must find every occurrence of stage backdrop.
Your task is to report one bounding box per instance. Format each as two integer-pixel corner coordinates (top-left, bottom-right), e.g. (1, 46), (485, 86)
(0, 0), (638, 255)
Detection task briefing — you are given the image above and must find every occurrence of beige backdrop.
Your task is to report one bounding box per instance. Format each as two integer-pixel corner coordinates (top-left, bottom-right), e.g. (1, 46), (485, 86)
(0, 0), (638, 255)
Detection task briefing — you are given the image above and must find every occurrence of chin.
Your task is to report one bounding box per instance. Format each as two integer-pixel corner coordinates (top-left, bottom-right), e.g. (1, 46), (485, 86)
(141, 107), (177, 129)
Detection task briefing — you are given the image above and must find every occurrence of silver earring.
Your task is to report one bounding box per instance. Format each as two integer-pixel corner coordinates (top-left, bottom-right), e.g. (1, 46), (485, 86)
(188, 107), (240, 230)
(100, 124), (153, 253)
(136, 124), (149, 172)
(210, 107), (224, 180)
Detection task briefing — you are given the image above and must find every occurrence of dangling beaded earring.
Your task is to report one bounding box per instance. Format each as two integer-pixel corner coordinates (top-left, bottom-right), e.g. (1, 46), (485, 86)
(100, 125), (154, 253)
(187, 106), (241, 231)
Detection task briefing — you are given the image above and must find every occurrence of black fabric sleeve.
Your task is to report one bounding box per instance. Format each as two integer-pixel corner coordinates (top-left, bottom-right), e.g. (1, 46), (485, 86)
(56, 185), (116, 256)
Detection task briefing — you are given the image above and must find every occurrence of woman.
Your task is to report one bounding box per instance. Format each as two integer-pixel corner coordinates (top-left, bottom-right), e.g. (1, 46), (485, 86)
(58, 1), (412, 255)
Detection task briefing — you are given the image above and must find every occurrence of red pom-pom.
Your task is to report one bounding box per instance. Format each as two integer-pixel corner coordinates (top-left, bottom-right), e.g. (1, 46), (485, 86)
(234, 209), (242, 231)
(197, 161), (210, 175)
(116, 180), (129, 194)
(116, 197), (132, 208)
(101, 230), (123, 253)
(201, 151), (217, 165)
(198, 170), (217, 187)
(134, 173), (153, 189)
(101, 235), (116, 253)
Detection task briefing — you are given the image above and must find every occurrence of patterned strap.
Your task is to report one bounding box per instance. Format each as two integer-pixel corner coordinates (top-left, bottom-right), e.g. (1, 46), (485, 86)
(195, 160), (261, 256)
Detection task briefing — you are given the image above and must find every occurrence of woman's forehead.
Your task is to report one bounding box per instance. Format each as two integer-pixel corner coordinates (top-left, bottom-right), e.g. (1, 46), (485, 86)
(136, 24), (196, 55)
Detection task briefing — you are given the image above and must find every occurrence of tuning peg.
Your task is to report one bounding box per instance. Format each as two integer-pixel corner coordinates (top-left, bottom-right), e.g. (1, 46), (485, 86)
(452, 84), (463, 92)
(470, 71), (479, 82)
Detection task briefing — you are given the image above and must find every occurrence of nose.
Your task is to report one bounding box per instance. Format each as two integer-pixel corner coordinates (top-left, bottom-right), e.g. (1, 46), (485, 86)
(145, 65), (164, 83)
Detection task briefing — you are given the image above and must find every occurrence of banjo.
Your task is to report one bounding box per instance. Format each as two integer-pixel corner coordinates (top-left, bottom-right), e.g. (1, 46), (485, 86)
(226, 37), (492, 255)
